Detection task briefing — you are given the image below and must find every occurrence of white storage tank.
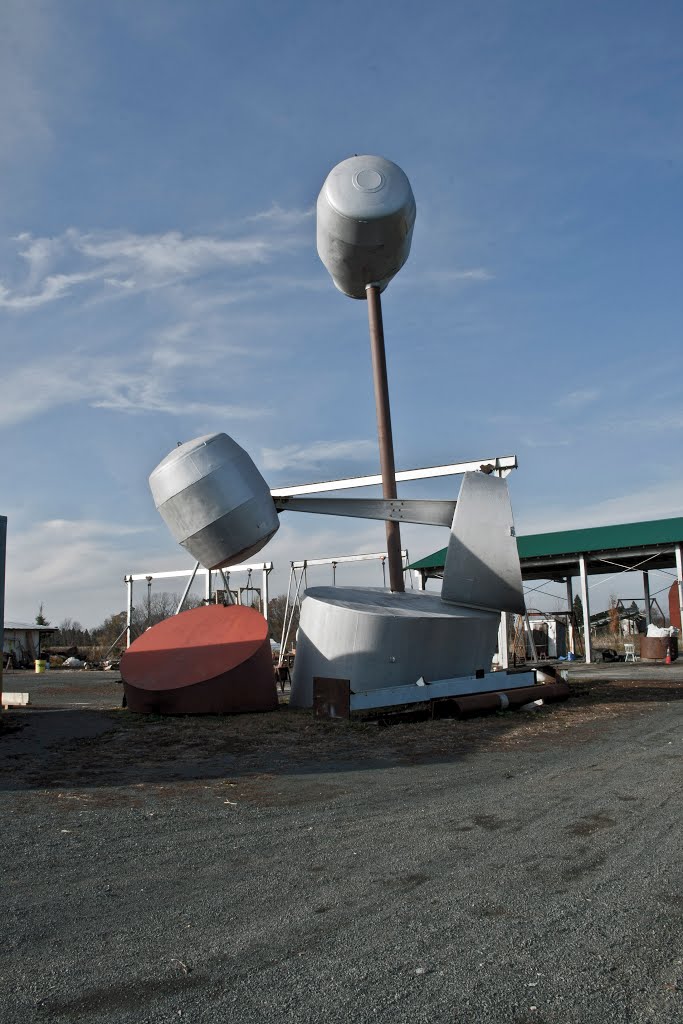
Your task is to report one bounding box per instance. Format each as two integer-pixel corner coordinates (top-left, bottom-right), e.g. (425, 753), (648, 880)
(150, 433), (279, 569)
(317, 155), (416, 299)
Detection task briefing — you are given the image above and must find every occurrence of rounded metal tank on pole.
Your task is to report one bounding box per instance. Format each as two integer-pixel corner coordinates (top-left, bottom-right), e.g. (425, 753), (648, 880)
(317, 155), (416, 299)
(149, 433), (279, 569)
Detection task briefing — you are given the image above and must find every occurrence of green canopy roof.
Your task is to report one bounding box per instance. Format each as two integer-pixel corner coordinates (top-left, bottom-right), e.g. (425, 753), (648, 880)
(409, 516), (683, 574)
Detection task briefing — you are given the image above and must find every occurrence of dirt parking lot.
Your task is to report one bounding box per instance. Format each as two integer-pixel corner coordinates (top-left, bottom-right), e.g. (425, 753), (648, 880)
(1, 669), (682, 1023)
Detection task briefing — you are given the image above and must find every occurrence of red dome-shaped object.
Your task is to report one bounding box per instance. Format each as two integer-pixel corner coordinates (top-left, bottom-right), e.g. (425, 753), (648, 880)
(121, 604), (277, 714)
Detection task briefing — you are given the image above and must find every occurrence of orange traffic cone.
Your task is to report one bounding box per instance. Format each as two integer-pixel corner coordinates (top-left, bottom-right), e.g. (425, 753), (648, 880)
(665, 644), (672, 665)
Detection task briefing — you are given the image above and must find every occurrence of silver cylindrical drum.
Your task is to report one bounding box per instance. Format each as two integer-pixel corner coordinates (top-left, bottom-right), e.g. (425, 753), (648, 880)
(317, 155), (416, 299)
(150, 433), (279, 569)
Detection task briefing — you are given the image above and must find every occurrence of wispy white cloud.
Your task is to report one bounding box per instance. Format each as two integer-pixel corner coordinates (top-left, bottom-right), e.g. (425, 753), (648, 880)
(518, 479), (683, 536)
(261, 439), (377, 473)
(149, 321), (262, 371)
(0, 359), (267, 427)
(42, 518), (154, 539)
(0, 212), (311, 312)
(558, 388), (601, 408)
(4, 516), (162, 626)
(419, 267), (494, 286)
(0, 269), (101, 309)
(247, 203), (315, 228)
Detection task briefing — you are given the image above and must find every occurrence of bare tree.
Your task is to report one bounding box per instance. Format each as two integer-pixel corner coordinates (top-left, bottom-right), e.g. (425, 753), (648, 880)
(267, 595), (300, 647)
(130, 591), (204, 635)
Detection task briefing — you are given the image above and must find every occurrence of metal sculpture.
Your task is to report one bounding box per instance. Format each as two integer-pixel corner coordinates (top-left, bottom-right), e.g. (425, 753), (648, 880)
(145, 156), (533, 713)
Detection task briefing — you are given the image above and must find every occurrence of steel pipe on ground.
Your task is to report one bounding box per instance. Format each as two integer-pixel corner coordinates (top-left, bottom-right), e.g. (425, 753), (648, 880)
(453, 681), (570, 717)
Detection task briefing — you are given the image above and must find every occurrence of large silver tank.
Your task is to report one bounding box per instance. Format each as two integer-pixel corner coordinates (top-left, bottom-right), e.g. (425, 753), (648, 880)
(317, 155), (416, 299)
(289, 587), (500, 707)
(149, 433), (279, 569)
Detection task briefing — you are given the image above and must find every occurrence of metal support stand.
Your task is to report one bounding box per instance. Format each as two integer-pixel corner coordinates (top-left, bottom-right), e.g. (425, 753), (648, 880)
(176, 562), (200, 615)
(0, 515), (6, 694)
(126, 576), (133, 648)
(579, 554), (592, 664)
(498, 611), (509, 669)
(642, 570), (652, 626)
(262, 565), (270, 621)
(676, 544), (683, 639)
(524, 610), (539, 662)
(566, 576), (574, 654)
(366, 284), (404, 593)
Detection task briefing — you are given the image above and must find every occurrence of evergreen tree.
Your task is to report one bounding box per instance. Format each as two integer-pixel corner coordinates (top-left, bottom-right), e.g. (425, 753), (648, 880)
(573, 594), (584, 627)
(35, 603), (49, 626)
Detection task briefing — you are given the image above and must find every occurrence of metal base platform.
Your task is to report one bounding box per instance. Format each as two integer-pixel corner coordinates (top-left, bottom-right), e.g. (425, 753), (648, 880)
(349, 670), (537, 711)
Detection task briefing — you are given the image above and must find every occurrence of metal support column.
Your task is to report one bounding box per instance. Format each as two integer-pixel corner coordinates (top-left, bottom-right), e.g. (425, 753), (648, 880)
(366, 284), (404, 593)
(579, 555), (592, 664)
(0, 515), (6, 694)
(262, 565), (270, 623)
(205, 569), (212, 605)
(676, 544), (683, 640)
(642, 570), (652, 626)
(566, 576), (574, 654)
(524, 610), (538, 662)
(498, 611), (509, 669)
(126, 576), (134, 648)
(176, 562), (200, 615)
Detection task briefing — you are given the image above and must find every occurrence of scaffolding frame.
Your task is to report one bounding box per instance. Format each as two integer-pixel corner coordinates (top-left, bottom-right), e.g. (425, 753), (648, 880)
(123, 562), (273, 648)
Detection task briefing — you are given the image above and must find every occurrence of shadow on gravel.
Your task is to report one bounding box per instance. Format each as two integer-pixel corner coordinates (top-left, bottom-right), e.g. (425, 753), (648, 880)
(0, 676), (681, 794)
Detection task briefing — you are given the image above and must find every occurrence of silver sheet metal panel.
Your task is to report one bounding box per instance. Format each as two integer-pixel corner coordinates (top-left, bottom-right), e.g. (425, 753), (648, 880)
(149, 433), (279, 570)
(289, 587), (500, 708)
(317, 155), (416, 299)
(442, 473), (525, 615)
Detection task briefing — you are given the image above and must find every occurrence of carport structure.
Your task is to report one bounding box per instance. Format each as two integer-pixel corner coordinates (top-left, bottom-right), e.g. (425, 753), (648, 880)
(409, 516), (683, 664)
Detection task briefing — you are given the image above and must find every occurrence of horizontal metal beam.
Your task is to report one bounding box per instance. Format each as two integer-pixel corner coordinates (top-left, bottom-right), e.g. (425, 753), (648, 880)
(125, 562), (273, 582)
(275, 496), (456, 527)
(520, 546), (679, 575)
(271, 455), (517, 497)
(292, 550), (408, 569)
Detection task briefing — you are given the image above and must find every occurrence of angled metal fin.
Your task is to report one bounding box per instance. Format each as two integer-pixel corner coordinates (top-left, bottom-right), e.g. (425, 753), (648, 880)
(441, 473), (525, 614)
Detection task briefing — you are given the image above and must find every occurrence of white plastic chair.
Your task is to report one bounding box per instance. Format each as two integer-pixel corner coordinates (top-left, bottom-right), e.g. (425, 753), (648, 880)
(624, 643), (637, 662)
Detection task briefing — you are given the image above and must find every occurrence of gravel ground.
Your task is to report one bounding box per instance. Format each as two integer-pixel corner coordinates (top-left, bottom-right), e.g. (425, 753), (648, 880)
(1, 673), (682, 1023)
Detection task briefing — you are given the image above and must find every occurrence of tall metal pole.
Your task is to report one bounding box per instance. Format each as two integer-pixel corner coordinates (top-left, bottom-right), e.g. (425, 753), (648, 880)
(579, 555), (592, 664)
(262, 566), (269, 623)
(675, 544), (683, 639)
(126, 576), (133, 648)
(0, 516), (6, 695)
(566, 576), (574, 654)
(366, 284), (404, 593)
(642, 570), (652, 626)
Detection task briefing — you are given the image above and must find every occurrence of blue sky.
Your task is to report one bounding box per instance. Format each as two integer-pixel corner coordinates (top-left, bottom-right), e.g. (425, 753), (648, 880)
(1, 0), (681, 628)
